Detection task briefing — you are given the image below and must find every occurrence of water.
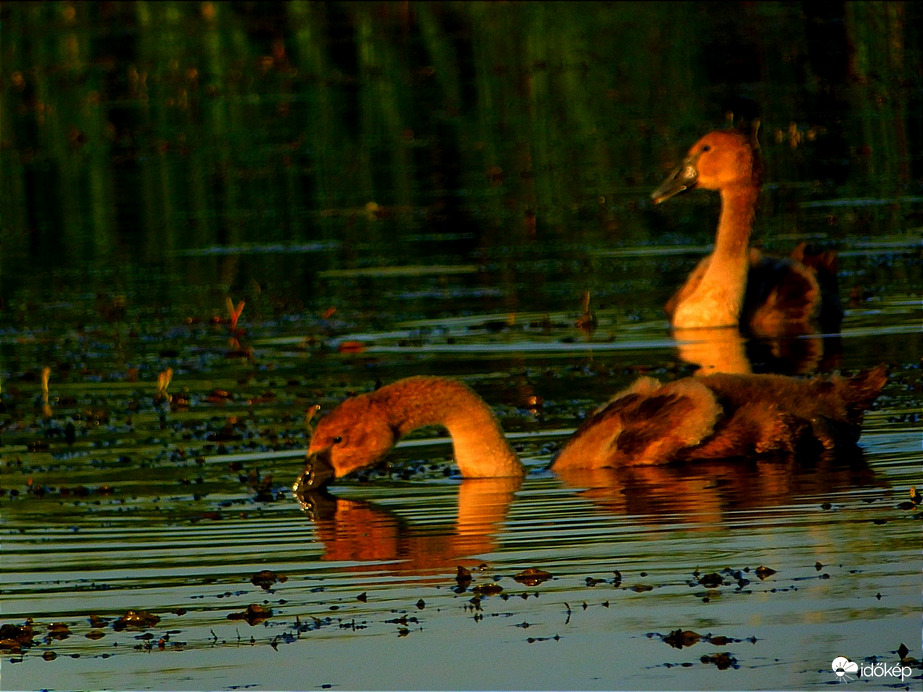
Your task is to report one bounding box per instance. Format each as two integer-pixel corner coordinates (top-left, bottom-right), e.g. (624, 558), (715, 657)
(2, 257), (920, 690)
(2, 3), (922, 691)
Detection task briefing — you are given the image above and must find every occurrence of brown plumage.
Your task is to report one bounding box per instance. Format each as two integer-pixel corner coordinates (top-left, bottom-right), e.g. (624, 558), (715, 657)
(653, 130), (842, 334)
(293, 367), (886, 489)
(294, 377), (522, 491)
(552, 364), (886, 468)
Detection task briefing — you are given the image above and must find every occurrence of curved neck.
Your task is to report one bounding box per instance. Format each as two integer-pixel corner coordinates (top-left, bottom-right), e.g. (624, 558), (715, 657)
(680, 184), (757, 327)
(371, 377), (523, 478)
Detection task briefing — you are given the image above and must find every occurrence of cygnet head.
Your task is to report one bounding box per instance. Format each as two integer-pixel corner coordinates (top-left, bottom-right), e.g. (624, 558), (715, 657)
(294, 395), (397, 492)
(652, 130), (760, 203)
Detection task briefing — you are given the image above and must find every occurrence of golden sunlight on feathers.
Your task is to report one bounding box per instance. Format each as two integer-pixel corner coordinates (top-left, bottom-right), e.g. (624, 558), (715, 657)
(294, 368), (886, 490)
(653, 130), (842, 334)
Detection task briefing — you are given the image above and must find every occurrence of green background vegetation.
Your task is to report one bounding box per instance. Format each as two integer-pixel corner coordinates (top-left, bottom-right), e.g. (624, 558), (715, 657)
(1, 2), (920, 313)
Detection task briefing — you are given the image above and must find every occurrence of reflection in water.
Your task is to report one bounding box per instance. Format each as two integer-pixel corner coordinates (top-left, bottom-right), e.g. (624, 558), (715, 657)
(746, 331), (843, 375)
(673, 327), (842, 375)
(673, 326), (841, 376)
(673, 327), (753, 374)
(296, 452), (880, 569)
(2, 4), (919, 689)
(555, 453), (879, 526)
(296, 477), (521, 572)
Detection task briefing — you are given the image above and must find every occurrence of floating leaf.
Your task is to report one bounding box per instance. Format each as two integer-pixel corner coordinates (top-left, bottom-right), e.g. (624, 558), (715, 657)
(113, 610), (160, 631)
(701, 652), (739, 670)
(88, 614), (107, 628)
(250, 570), (286, 590)
(455, 566), (472, 588)
(754, 566), (776, 580)
(698, 572), (724, 588)
(0, 623), (34, 648)
(663, 629), (701, 649)
(46, 623), (71, 640)
(227, 604), (273, 625)
(471, 583), (503, 596)
(514, 568), (553, 586)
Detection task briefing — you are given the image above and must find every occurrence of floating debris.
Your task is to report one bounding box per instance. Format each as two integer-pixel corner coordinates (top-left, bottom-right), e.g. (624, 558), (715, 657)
(227, 604), (273, 626)
(385, 615), (419, 627)
(154, 368), (173, 405)
(471, 583), (504, 597)
(45, 623), (71, 640)
(575, 291), (598, 337)
(337, 341), (366, 354)
(27, 439), (50, 452)
(0, 640), (23, 654)
(41, 366), (52, 419)
(226, 297), (245, 334)
(526, 634), (562, 644)
(655, 629), (753, 650)
(663, 629), (701, 649)
(113, 610), (161, 631)
(754, 566), (776, 580)
(88, 614), (108, 628)
(206, 389), (234, 404)
(897, 486), (920, 510)
(455, 566), (472, 589)
(305, 403), (322, 429)
(698, 572), (724, 588)
(700, 652), (739, 670)
(691, 567), (756, 589)
(0, 621), (35, 652)
(250, 570), (287, 590)
(514, 568), (553, 586)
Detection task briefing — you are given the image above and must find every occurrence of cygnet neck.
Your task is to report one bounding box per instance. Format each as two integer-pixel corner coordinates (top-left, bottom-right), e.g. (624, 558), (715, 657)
(373, 377), (523, 478)
(673, 183), (758, 328)
(714, 183), (758, 262)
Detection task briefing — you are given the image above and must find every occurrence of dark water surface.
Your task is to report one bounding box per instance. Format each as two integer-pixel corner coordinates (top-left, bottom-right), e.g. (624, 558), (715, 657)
(2, 3), (922, 691)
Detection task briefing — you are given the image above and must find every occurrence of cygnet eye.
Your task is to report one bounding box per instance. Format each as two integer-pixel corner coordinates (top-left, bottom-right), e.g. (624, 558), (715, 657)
(332, 436), (343, 444)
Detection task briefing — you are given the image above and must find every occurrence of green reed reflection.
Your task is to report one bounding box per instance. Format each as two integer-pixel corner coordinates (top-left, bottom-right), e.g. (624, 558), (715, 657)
(1, 1), (920, 297)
